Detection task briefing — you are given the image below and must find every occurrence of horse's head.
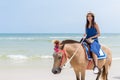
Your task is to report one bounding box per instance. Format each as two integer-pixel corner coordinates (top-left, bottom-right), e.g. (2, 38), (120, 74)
(52, 40), (67, 74)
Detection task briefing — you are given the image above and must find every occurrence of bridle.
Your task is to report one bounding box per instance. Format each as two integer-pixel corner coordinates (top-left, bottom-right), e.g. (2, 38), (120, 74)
(54, 35), (86, 69)
(54, 49), (67, 68)
(59, 50), (67, 68)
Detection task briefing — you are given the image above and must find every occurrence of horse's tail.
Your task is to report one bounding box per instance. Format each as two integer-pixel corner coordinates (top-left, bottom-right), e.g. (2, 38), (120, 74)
(108, 49), (112, 70)
(101, 55), (112, 79)
(109, 59), (112, 69)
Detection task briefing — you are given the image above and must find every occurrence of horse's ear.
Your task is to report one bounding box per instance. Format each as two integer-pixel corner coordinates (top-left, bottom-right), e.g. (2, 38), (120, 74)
(52, 40), (61, 52)
(52, 40), (60, 45)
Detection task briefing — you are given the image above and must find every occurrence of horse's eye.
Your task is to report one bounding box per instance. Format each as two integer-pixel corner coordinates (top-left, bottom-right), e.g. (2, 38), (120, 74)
(58, 56), (62, 60)
(53, 53), (56, 57)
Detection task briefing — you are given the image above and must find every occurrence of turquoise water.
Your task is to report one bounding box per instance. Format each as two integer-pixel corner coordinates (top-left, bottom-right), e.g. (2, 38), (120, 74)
(0, 33), (119, 63)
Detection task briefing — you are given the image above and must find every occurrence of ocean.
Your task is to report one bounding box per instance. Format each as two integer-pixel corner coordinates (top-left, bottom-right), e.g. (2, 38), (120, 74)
(0, 33), (119, 65)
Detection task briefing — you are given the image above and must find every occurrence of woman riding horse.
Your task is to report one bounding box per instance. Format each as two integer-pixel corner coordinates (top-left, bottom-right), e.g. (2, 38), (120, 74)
(84, 12), (101, 74)
(52, 12), (112, 80)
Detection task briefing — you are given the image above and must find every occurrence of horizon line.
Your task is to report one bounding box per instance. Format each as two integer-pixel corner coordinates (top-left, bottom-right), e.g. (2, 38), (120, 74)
(0, 32), (119, 34)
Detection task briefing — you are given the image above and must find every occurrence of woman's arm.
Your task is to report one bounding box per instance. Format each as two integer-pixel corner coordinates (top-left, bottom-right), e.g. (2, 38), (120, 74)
(90, 24), (101, 39)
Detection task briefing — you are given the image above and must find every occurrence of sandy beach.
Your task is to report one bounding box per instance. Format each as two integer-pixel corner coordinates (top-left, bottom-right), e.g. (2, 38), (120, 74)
(0, 59), (120, 80)
(0, 33), (119, 80)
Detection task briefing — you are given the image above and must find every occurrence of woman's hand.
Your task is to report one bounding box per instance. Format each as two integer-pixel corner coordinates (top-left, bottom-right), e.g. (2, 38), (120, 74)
(88, 37), (92, 41)
(83, 34), (87, 39)
(83, 34), (87, 37)
(86, 37), (94, 43)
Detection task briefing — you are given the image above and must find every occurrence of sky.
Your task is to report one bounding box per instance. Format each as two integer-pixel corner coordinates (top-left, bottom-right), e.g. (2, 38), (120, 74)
(0, 0), (120, 33)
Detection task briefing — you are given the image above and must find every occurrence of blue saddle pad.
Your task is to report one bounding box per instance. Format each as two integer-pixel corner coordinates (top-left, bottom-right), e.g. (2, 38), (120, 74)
(83, 42), (107, 60)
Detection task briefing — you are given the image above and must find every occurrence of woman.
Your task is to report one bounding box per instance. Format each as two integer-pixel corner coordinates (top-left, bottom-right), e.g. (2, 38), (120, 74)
(84, 12), (101, 74)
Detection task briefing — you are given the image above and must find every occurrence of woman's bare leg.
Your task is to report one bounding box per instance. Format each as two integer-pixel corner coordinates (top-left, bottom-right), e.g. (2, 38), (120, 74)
(92, 52), (99, 74)
(92, 52), (98, 66)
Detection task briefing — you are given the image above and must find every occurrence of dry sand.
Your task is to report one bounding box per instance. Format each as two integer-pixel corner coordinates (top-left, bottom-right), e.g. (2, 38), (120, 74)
(0, 60), (120, 80)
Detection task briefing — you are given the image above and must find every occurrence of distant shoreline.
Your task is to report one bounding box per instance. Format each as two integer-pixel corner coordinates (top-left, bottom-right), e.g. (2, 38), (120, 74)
(0, 33), (119, 34)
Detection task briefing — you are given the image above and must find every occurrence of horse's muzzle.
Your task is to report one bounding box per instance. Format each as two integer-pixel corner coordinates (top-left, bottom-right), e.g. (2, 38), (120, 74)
(52, 67), (61, 74)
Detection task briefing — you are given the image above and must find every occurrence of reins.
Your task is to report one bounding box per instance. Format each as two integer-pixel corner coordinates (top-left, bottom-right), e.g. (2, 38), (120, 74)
(62, 35), (86, 69)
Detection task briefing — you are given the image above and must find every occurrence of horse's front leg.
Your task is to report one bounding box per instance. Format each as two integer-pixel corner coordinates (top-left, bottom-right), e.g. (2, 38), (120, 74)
(74, 69), (81, 80)
(74, 69), (86, 80)
(81, 69), (86, 80)
(74, 69), (80, 80)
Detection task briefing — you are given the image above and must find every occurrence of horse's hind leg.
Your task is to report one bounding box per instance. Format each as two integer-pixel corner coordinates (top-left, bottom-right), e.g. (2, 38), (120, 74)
(101, 66), (108, 80)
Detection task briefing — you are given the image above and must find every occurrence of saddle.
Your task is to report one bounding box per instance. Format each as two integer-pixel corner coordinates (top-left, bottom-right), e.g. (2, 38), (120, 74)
(82, 42), (92, 59)
(80, 38), (92, 58)
(82, 41), (107, 60)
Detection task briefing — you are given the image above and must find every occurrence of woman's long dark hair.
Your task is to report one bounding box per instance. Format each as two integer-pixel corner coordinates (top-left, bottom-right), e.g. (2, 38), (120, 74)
(86, 12), (96, 28)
